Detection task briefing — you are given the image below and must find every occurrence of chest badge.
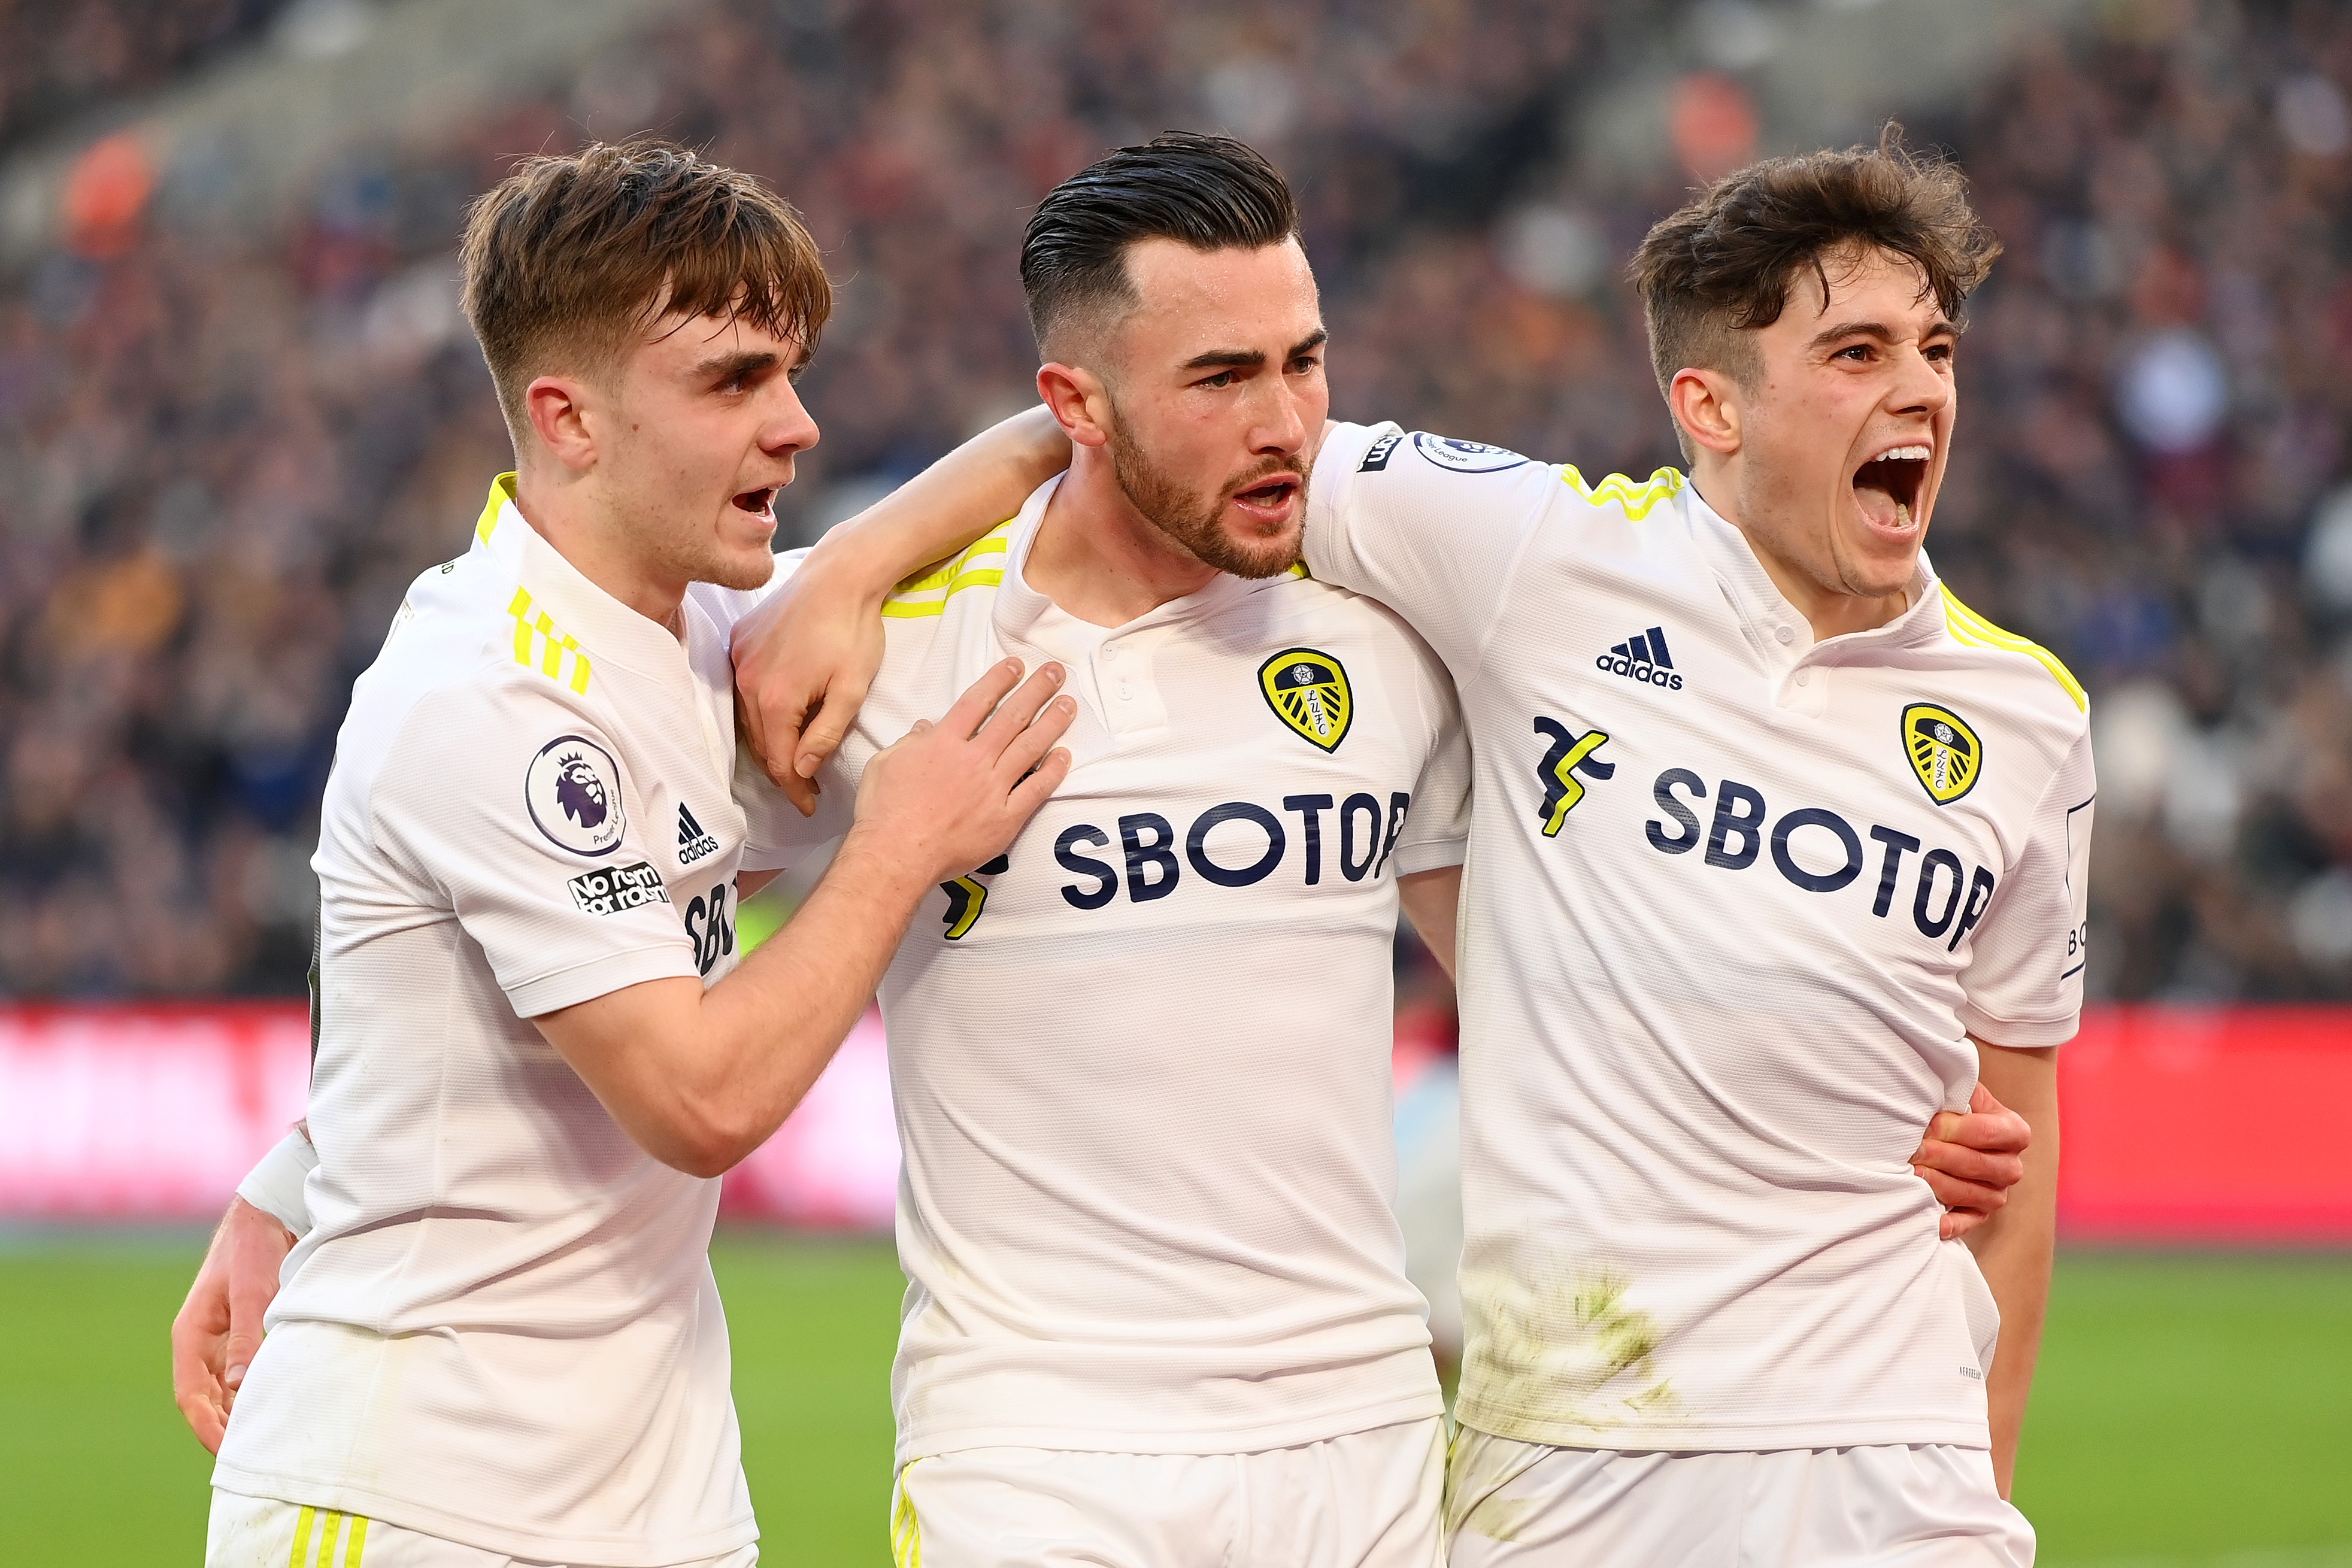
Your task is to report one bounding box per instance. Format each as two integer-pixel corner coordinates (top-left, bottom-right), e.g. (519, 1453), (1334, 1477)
(1904, 703), (1983, 805)
(1259, 648), (1353, 753)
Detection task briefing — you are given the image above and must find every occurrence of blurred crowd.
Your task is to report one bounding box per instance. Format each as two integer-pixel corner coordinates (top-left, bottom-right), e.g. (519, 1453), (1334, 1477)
(3, 0), (2350, 1000)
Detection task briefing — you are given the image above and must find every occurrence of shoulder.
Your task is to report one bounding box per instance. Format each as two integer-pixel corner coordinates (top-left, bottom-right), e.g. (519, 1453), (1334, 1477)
(881, 520), (1016, 621)
(1930, 586), (2091, 735)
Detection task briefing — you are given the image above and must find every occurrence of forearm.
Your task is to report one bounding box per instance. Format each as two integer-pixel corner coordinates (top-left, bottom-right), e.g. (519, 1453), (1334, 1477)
(1398, 866), (1462, 980)
(539, 828), (933, 1176)
(1965, 1041), (2060, 1497)
(811, 404), (1069, 594)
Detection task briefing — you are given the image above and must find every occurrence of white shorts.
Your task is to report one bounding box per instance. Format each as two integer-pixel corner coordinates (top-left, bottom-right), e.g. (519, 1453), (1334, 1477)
(205, 1491), (759, 1568)
(888, 1417), (1445, 1568)
(1444, 1431), (2034, 1568)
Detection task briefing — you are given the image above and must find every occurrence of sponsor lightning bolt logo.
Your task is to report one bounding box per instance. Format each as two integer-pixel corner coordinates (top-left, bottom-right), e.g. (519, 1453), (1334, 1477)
(1532, 717), (1614, 836)
(940, 853), (1009, 941)
(1596, 626), (1683, 690)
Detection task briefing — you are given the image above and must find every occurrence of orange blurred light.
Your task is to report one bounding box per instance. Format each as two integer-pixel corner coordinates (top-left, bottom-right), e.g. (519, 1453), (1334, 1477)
(63, 132), (156, 259)
(1669, 72), (1759, 182)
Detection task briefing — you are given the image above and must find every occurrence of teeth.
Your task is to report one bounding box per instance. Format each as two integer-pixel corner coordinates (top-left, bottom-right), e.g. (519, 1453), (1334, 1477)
(1895, 501), (1912, 529)
(1872, 445), (1932, 463)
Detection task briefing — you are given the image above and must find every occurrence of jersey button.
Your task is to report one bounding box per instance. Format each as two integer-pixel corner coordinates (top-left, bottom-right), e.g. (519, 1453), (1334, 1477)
(1104, 645), (1120, 661)
(1795, 670), (1811, 686)
(1774, 624), (1795, 645)
(1119, 683), (1133, 700)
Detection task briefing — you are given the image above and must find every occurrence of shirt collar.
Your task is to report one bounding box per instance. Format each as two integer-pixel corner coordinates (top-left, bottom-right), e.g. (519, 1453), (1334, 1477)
(990, 473), (1291, 644)
(471, 473), (702, 683)
(1677, 481), (1944, 659)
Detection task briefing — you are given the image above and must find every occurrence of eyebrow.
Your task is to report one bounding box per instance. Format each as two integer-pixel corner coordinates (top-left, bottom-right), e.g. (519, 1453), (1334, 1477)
(1180, 326), (1329, 372)
(1807, 318), (1960, 351)
(689, 348), (781, 382)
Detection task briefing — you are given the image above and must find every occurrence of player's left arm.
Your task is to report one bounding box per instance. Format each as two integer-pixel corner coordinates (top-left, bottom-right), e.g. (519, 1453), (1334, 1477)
(1399, 865), (1462, 979)
(1965, 1036), (2059, 1499)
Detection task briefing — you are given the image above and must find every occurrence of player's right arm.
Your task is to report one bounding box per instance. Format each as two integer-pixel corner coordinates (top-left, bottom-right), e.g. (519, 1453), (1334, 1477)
(535, 659), (1072, 1176)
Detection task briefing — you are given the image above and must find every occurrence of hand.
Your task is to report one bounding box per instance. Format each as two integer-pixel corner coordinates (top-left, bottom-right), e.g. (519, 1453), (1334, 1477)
(1912, 1081), (2031, 1241)
(732, 540), (890, 815)
(170, 1197), (295, 1453)
(852, 658), (1074, 885)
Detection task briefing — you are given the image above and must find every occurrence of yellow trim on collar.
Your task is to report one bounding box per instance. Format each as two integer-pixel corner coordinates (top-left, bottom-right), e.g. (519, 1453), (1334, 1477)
(476, 472), (519, 544)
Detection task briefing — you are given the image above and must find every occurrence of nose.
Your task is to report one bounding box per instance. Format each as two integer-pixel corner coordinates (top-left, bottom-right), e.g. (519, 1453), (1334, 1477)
(1250, 372), (1310, 457)
(762, 377), (821, 457)
(1890, 342), (1953, 420)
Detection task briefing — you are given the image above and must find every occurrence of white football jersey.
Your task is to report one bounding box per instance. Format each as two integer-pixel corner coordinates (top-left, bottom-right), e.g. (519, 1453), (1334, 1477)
(1305, 423), (2095, 1454)
(742, 476), (1470, 1462)
(211, 477), (760, 1566)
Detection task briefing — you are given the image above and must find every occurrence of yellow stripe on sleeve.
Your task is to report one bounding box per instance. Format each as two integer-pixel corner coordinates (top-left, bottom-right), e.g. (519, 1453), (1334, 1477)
(892, 1461), (926, 1568)
(288, 1506), (316, 1568)
(341, 1513), (369, 1567)
(475, 473), (518, 544)
(1939, 589), (2088, 712)
(884, 523), (1017, 618)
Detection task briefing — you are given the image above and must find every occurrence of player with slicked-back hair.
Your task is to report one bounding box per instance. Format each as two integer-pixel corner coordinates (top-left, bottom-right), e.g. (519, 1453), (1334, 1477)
(174, 139), (1077, 1568)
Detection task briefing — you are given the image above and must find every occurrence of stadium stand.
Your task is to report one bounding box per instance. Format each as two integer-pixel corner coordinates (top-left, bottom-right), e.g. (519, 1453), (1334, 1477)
(2, 0), (2348, 1000)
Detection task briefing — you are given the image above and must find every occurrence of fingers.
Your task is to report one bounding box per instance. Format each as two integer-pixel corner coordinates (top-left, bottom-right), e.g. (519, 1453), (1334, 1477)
(169, 1300), (229, 1454)
(1947, 1084), (2031, 1153)
(1910, 1133), (2025, 1192)
(938, 659), (1027, 739)
(1941, 1208), (1986, 1241)
(973, 663), (1068, 756)
(796, 671), (872, 785)
(1915, 1163), (2008, 1215)
(1005, 747), (1075, 817)
(990, 689), (1078, 782)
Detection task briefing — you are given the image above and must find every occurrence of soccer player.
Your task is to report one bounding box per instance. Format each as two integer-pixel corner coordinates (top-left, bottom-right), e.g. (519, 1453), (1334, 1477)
(753, 135), (2077, 1565)
(178, 141), (1075, 1567)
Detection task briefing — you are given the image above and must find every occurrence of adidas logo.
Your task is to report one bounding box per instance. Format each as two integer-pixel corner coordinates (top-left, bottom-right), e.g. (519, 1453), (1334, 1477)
(1596, 626), (1684, 690)
(677, 802), (722, 866)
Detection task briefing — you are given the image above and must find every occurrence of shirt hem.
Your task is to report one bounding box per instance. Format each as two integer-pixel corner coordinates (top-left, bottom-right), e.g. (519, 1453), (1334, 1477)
(506, 944), (701, 1018)
(895, 1387), (1445, 1466)
(211, 1467), (756, 1568)
(1453, 1408), (1991, 1455)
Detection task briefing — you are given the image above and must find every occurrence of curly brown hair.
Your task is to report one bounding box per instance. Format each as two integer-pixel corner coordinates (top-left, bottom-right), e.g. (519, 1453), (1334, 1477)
(1627, 128), (2002, 457)
(459, 139), (831, 439)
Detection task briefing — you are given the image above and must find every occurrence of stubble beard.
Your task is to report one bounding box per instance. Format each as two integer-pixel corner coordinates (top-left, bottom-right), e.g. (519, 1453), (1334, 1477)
(1106, 420), (1307, 581)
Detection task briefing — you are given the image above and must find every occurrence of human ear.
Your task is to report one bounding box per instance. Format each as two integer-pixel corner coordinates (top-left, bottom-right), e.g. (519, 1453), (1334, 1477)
(523, 375), (600, 474)
(1669, 367), (1742, 460)
(1036, 360), (1115, 450)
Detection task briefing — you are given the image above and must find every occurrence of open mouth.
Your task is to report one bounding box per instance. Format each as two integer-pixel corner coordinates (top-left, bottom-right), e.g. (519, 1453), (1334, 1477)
(1852, 445), (1930, 533)
(1228, 472), (1302, 523)
(732, 487), (778, 517)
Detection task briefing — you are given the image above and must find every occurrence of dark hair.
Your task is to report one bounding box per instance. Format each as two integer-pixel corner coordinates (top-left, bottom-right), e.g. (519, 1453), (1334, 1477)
(1020, 132), (1299, 351)
(460, 139), (831, 435)
(1627, 128), (2002, 449)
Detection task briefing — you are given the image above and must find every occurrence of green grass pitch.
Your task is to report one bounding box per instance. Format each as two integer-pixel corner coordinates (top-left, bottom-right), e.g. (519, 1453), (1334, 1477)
(1, 1236), (2345, 1566)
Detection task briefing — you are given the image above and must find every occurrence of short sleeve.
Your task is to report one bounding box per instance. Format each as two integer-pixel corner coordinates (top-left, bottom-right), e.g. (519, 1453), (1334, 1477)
(1305, 421), (1556, 677)
(735, 744), (850, 872)
(1387, 657), (1471, 878)
(370, 684), (701, 1018)
(1956, 730), (2096, 1047)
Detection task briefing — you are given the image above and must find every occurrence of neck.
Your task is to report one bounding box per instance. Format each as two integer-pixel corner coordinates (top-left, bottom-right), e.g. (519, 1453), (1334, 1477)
(1692, 458), (1910, 642)
(1024, 443), (1220, 627)
(511, 460), (688, 635)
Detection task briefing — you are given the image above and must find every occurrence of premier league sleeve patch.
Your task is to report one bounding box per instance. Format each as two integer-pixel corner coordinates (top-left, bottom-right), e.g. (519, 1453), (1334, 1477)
(526, 735), (628, 856)
(1412, 431), (1528, 474)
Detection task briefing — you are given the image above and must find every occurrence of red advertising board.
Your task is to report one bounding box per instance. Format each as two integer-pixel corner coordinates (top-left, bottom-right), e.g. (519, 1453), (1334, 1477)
(1, 1002), (2347, 1241)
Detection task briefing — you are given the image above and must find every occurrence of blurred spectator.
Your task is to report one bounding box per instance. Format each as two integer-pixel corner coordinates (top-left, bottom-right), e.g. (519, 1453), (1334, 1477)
(2, 0), (2349, 1001)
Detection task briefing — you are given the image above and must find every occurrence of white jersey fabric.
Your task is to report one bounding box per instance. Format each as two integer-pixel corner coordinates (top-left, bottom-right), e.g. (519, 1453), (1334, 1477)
(1305, 423), (2095, 1454)
(741, 475), (1470, 1463)
(212, 477), (760, 1566)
